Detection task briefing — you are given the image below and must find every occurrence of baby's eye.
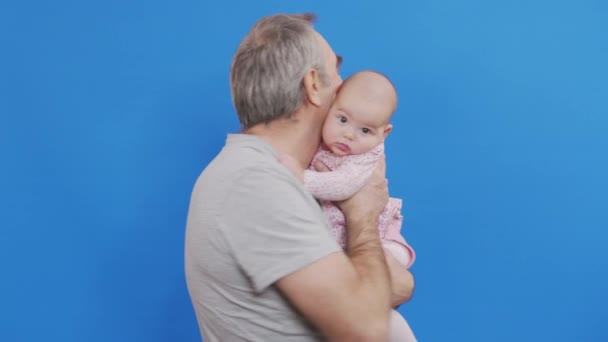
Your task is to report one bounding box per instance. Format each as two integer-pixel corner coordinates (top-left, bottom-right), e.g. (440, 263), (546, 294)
(339, 116), (347, 123)
(362, 128), (370, 134)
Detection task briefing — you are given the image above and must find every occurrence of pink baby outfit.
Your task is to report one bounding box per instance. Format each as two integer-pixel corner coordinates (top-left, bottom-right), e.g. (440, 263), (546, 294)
(303, 143), (416, 268)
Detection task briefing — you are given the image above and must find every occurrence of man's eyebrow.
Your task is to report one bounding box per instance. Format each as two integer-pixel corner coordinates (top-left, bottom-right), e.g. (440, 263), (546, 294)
(336, 55), (343, 68)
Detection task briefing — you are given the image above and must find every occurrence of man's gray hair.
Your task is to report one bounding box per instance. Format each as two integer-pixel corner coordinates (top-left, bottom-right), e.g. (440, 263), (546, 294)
(230, 13), (327, 129)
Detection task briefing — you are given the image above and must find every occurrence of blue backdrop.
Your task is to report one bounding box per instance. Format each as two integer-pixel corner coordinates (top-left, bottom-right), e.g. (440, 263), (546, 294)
(1, 0), (607, 341)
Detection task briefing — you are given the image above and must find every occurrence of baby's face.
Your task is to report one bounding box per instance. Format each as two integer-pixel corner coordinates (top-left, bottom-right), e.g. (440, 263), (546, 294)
(322, 87), (393, 156)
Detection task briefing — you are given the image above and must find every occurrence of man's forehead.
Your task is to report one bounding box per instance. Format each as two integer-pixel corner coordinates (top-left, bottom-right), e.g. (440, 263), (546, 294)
(314, 31), (338, 57)
(313, 31), (343, 75)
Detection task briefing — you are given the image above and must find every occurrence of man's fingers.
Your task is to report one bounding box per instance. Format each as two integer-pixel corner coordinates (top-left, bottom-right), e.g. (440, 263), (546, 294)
(313, 161), (331, 172)
(369, 156), (387, 187)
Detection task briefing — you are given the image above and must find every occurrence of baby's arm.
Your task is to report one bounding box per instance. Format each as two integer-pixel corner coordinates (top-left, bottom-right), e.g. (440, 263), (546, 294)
(303, 157), (377, 201)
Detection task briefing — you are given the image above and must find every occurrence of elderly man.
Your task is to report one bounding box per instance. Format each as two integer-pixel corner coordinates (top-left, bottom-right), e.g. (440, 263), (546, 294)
(185, 13), (414, 341)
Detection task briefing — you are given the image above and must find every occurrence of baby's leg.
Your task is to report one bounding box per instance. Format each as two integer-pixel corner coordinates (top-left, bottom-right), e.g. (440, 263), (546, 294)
(389, 309), (417, 342)
(384, 241), (417, 341)
(382, 240), (412, 268)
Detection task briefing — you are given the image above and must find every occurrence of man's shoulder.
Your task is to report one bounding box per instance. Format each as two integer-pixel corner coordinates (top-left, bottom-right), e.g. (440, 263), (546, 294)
(200, 145), (302, 198)
(200, 136), (281, 181)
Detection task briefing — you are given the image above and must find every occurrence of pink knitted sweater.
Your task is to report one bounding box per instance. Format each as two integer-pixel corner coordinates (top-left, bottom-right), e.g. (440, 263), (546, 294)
(303, 144), (415, 268)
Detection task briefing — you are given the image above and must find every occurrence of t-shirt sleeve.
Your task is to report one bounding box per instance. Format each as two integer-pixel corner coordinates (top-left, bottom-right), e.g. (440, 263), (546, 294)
(220, 167), (342, 293)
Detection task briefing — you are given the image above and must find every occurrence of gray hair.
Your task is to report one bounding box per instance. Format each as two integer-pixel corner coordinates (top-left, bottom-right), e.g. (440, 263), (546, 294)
(230, 13), (328, 129)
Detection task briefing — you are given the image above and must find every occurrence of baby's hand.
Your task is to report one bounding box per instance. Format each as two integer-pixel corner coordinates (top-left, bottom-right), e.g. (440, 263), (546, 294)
(278, 153), (304, 182)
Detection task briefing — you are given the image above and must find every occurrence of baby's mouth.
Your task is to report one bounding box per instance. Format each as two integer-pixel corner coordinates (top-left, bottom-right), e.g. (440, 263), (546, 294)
(334, 143), (350, 153)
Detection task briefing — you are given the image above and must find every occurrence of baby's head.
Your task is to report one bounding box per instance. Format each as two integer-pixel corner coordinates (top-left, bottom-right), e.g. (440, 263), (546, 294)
(322, 70), (397, 156)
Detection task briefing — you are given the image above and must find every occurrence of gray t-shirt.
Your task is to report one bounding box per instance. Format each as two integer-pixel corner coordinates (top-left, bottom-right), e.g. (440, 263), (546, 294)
(185, 134), (341, 341)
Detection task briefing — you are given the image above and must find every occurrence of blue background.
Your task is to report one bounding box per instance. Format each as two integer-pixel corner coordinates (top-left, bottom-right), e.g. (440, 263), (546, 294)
(1, 0), (607, 341)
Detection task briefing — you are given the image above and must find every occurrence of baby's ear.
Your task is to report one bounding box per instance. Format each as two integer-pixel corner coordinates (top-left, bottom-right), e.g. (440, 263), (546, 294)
(383, 124), (393, 138)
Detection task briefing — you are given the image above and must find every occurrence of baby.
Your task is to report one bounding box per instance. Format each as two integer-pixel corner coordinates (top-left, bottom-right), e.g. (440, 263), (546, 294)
(281, 70), (417, 342)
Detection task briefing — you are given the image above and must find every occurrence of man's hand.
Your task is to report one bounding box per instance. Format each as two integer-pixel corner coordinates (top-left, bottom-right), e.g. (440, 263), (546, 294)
(336, 156), (389, 244)
(314, 157), (389, 227)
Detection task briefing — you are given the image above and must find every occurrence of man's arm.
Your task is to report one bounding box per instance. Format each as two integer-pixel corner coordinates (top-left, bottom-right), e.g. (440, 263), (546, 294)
(276, 158), (393, 341)
(307, 156), (416, 307)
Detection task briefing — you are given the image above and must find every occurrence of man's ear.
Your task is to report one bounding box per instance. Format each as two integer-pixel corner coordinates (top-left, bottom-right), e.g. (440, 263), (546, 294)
(302, 68), (322, 107)
(383, 124), (393, 138)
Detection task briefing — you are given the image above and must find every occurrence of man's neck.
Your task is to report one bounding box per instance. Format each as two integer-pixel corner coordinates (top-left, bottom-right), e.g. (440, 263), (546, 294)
(245, 117), (321, 168)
